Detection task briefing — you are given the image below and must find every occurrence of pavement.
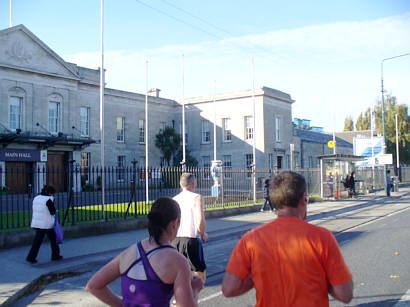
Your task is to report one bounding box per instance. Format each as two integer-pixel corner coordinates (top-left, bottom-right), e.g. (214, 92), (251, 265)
(0, 186), (409, 306)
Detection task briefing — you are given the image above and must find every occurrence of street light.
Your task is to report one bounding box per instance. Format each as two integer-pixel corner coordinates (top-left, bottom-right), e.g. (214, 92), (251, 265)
(380, 52), (410, 195)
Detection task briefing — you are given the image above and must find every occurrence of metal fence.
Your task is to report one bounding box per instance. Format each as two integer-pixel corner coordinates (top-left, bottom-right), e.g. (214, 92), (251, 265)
(0, 164), (408, 231)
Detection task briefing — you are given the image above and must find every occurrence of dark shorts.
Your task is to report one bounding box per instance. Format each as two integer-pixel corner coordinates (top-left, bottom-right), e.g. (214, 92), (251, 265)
(172, 237), (206, 272)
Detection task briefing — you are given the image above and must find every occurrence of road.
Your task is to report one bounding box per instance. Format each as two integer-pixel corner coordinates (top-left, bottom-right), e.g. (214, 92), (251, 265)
(15, 192), (410, 306)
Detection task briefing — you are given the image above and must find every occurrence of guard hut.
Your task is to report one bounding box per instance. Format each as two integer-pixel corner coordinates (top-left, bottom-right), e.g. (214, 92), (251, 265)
(317, 154), (363, 199)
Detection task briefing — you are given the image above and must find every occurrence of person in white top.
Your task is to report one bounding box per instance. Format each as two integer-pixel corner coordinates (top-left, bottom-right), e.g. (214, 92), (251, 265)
(173, 173), (208, 282)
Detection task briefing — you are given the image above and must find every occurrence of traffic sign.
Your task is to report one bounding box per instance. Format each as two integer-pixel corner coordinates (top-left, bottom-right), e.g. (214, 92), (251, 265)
(328, 140), (335, 148)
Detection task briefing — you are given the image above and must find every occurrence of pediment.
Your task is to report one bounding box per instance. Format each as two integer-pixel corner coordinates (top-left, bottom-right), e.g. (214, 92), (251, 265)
(0, 25), (79, 80)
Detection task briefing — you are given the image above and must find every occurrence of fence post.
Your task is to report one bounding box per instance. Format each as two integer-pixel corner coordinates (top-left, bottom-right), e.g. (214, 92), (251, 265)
(62, 159), (75, 226)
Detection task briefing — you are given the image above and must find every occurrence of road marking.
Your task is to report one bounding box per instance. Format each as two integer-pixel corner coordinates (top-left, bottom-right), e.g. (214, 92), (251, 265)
(394, 288), (410, 306)
(198, 291), (223, 303)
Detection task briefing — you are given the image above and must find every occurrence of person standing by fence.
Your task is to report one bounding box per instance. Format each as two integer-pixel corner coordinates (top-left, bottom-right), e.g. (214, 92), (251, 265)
(26, 185), (63, 264)
(260, 178), (274, 212)
(173, 173), (208, 283)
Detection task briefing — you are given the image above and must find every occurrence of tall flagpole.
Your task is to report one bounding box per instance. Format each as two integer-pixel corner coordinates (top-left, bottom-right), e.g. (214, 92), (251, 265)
(181, 54), (186, 170)
(100, 0), (105, 220)
(213, 80), (217, 162)
(251, 57), (256, 205)
(9, 0), (12, 27)
(145, 60), (149, 204)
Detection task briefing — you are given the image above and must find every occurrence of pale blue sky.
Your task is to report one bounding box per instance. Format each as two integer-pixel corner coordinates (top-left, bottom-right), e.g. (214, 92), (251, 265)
(1, 0), (410, 131)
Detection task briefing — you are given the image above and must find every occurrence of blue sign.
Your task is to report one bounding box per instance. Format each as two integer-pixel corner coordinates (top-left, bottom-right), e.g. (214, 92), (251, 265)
(0, 149), (44, 162)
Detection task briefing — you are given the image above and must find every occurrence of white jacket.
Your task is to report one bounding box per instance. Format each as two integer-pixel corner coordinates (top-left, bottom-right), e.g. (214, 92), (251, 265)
(31, 195), (55, 229)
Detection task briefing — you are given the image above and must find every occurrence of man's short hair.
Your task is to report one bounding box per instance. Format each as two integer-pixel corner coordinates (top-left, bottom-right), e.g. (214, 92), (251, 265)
(180, 173), (196, 188)
(270, 171), (306, 209)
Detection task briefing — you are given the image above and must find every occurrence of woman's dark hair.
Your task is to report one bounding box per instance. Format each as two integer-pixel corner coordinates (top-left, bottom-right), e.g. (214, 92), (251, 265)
(147, 197), (181, 245)
(40, 185), (56, 196)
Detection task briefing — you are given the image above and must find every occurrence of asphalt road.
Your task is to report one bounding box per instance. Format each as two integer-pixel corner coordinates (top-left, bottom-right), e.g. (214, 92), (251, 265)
(14, 193), (410, 306)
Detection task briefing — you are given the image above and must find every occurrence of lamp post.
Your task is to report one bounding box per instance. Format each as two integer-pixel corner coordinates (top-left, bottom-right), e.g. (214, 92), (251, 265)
(381, 52), (410, 195)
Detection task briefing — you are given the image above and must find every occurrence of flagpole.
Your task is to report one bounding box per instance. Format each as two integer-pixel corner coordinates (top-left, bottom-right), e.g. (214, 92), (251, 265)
(213, 80), (217, 162)
(9, 0), (12, 27)
(145, 60), (149, 204)
(100, 0), (105, 220)
(181, 54), (186, 170)
(251, 57), (256, 205)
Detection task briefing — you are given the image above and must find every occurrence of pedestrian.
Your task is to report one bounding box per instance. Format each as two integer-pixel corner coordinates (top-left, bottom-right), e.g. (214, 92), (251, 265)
(386, 170), (391, 197)
(222, 171), (353, 306)
(348, 171), (356, 197)
(26, 185), (63, 264)
(86, 197), (203, 307)
(173, 173), (208, 282)
(260, 178), (274, 212)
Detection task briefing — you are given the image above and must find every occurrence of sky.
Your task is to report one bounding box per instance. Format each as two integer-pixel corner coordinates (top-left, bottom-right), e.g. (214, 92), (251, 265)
(1, 0), (410, 132)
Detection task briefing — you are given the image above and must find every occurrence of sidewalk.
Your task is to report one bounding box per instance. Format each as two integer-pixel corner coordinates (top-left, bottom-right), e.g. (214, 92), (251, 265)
(0, 187), (408, 306)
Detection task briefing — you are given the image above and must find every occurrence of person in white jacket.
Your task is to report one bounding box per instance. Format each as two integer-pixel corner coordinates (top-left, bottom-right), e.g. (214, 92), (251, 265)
(26, 185), (62, 264)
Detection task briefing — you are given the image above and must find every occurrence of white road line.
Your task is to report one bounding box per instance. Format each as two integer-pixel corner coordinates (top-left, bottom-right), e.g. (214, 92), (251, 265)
(394, 288), (410, 306)
(198, 291), (223, 303)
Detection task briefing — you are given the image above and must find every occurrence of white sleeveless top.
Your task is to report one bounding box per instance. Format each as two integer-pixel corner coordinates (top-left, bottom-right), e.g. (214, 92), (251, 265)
(31, 195), (55, 229)
(173, 190), (199, 238)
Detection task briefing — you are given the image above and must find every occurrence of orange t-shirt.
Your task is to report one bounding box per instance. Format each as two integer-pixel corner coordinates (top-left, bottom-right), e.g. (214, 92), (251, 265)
(225, 217), (352, 307)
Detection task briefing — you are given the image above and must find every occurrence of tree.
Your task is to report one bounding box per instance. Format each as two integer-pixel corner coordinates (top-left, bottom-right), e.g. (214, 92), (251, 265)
(374, 95), (410, 165)
(344, 116), (354, 131)
(173, 147), (198, 167)
(155, 127), (181, 166)
(355, 108), (371, 131)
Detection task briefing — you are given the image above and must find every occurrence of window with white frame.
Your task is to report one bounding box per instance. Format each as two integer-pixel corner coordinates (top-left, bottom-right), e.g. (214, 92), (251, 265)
(223, 155), (232, 178)
(81, 152), (90, 183)
(9, 96), (23, 130)
(244, 116), (253, 140)
(117, 155), (126, 181)
(48, 101), (60, 134)
(201, 120), (210, 143)
(275, 117), (281, 142)
(245, 153), (253, 177)
(139, 119), (145, 144)
(80, 107), (90, 136)
(222, 118), (232, 142)
(117, 117), (125, 142)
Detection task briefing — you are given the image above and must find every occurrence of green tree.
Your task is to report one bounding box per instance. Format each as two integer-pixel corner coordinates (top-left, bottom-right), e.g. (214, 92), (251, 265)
(355, 108), (371, 131)
(344, 116), (354, 131)
(173, 147), (198, 167)
(155, 127), (181, 166)
(374, 95), (410, 165)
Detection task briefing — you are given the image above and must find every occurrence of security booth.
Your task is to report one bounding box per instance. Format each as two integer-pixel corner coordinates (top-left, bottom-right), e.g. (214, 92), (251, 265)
(317, 154), (363, 199)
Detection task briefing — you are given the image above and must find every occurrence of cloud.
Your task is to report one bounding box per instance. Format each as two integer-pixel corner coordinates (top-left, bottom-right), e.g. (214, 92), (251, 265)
(64, 12), (410, 131)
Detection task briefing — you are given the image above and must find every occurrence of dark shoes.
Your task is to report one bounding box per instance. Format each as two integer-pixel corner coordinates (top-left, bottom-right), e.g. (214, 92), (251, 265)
(26, 258), (37, 264)
(52, 255), (63, 261)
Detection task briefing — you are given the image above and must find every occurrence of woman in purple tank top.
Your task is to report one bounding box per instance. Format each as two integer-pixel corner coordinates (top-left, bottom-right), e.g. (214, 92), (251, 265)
(86, 197), (203, 307)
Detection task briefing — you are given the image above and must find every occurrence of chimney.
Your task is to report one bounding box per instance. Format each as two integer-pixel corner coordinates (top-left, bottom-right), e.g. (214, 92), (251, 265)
(147, 88), (161, 97)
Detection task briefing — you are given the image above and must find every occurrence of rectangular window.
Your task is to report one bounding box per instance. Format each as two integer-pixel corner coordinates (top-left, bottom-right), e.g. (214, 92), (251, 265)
(244, 116), (253, 140)
(117, 155), (126, 181)
(9, 96), (22, 130)
(223, 155), (232, 178)
(49, 102), (60, 133)
(222, 118), (232, 142)
(201, 120), (210, 143)
(117, 117), (125, 142)
(275, 117), (281, 142)
(139, 119), (145, 144)
(80, 107), (90, 136)
(81, 152), (90, 183)
(245, 154), (253, 177)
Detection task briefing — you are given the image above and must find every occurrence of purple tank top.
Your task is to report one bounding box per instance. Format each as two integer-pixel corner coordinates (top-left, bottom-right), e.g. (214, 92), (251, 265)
(121, 241), (174, 307)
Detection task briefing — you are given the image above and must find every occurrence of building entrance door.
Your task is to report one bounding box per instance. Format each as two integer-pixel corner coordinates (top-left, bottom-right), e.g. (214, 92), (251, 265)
(46, 151), (67, 192)
(5, 162), (33, 193)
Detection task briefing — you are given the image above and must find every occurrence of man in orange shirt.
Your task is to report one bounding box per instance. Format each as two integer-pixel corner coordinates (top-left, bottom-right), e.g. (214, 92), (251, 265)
(222, 171), (353, 306)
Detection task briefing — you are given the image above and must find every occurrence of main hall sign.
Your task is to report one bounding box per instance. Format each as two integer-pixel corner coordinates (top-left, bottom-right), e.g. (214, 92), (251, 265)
(0, 149), (47, 162)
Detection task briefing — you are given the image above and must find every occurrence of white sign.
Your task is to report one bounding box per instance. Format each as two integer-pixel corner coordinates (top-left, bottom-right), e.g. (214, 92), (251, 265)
(375, 154), (393, 165)
(40, 150), (47, 162)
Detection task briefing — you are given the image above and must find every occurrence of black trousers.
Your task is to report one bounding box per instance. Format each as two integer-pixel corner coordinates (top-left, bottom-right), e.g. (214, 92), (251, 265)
(27, 228), (60, 261)
(261, 197), (274, 211)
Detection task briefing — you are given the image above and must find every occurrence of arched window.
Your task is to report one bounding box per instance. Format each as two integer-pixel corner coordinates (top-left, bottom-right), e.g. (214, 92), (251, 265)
(48, 94), (63, 134)
(8, 87), (25, 131)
